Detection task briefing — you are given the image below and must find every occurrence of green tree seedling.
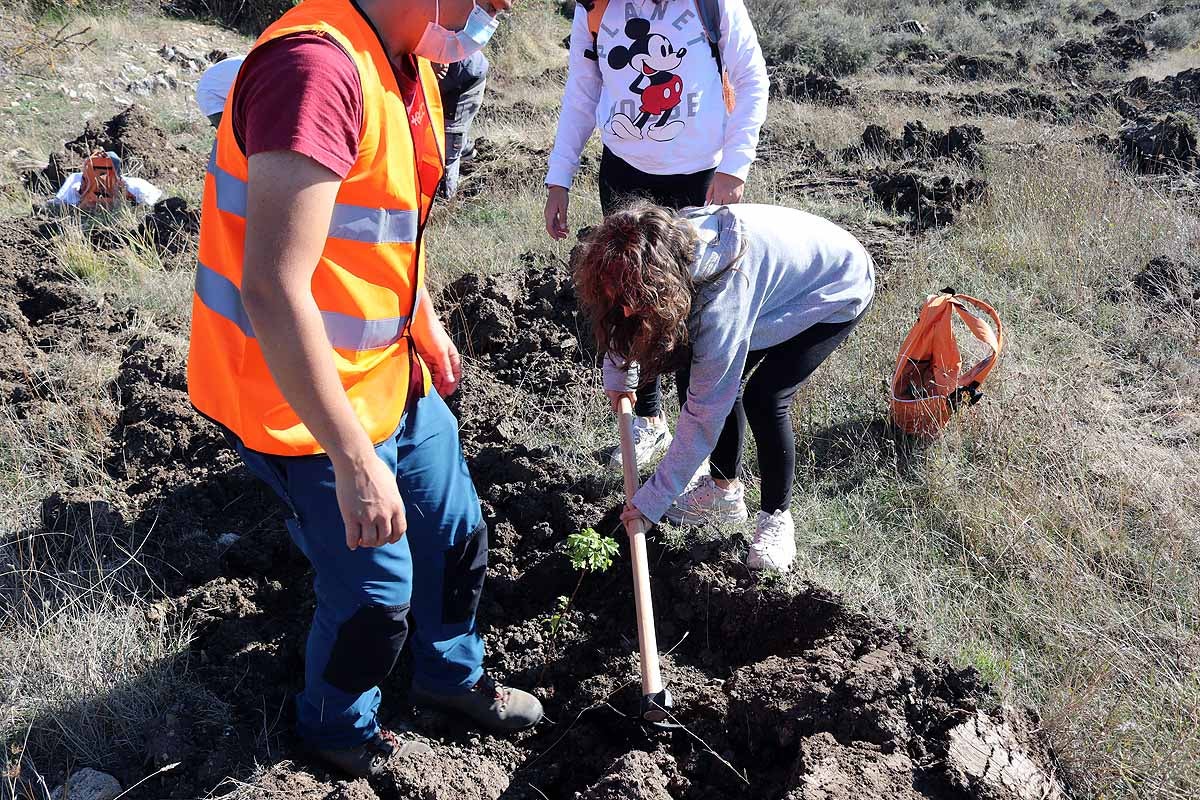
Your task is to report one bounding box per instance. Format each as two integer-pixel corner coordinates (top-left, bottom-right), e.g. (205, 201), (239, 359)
(540, 528), (618, 679)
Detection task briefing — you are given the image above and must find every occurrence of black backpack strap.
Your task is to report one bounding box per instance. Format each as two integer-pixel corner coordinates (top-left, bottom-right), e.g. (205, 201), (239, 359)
(697, 0), (723, 72)
(580, 0), (600, 61)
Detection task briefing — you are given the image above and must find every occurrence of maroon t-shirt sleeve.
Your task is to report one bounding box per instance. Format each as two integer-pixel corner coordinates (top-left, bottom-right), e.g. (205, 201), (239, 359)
(232, 33), (364, 179)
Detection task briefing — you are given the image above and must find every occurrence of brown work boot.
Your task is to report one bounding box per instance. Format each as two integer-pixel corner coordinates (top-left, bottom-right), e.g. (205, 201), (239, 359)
(410, 671), (543, 732)
(308, 728), (431, 779)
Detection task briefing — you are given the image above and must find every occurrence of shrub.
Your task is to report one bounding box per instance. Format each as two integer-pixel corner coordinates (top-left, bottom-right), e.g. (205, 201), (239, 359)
(747, 0), (877, 75)
(1147, 12), (1200, 50)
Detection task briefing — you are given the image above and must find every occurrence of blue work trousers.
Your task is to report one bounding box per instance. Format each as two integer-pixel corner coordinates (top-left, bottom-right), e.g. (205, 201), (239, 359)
(227, 389), (486, 750)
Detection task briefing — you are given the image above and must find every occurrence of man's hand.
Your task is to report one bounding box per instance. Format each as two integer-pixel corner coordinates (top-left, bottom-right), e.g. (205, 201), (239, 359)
(606, 389), (636, 412)
(333, 450), (407, 550)
(545, 185), (570, 240)
(411, 286), (463, 397)
(705, 172), (745, 206)
(419, 329), (463, 397)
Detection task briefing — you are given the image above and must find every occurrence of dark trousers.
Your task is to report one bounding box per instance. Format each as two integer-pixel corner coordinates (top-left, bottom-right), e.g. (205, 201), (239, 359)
(437, 52), (489, 199)
(598, 147), (715, 418)
(677, 309), (868, 513)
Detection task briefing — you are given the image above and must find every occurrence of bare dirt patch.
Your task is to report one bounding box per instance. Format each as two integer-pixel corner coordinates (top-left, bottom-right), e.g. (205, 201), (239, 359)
(0, 214), (1068, 798)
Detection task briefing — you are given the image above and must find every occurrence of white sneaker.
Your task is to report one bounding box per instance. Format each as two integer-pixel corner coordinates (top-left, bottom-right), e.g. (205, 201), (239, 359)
(684, 459), (710, 492)
(607, 417), (672, 470)
(664, 476), (749, 526)
(746, 510), (797, 572)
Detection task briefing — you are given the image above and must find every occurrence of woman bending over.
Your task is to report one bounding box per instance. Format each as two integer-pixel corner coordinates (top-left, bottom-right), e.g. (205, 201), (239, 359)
(574, 202), (875, 571)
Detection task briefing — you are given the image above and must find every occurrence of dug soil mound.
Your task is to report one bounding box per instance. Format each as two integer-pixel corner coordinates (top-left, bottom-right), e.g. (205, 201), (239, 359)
(870, 172), (987, 231)
(19, 108), (204, 264)
(771, 67), (853, 105)
(25, 106), (203, 190)
(0, 195), (1069, 797)
(844, 122), (985, 165)
(1122, 68), (1200, 121)
(1120, 112), (1200, 173)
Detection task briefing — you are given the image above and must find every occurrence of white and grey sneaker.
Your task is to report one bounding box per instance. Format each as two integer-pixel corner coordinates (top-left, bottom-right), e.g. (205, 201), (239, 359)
(684, 459), (710, 492)
(746, 510), (796, 572)
(607, 417), (673, 470)
(664, 476), (749, 526)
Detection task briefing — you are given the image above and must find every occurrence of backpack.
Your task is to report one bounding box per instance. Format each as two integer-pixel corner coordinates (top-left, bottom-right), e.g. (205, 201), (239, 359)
(889, 289), (1004, 437)
(79, 150), (134, 211)
(580, 0), (735, 112)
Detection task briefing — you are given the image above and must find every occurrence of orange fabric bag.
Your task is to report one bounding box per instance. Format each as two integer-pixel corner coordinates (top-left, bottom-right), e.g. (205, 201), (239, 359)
(890, 289), (1004, 437)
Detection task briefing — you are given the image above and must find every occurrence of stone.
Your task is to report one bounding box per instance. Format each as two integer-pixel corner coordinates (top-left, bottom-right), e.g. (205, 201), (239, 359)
(51, 769), (122, 800)
(945, 710), (1066, 800)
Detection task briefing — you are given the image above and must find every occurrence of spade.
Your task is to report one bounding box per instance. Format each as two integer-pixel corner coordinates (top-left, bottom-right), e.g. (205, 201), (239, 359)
(616, 395), (676, 729)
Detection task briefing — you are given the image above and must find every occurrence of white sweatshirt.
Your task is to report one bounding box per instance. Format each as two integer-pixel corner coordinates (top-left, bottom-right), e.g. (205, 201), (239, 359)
(546, 0), (769, 187)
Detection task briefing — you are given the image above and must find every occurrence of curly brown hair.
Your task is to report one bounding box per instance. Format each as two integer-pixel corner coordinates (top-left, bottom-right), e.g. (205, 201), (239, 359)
(573, 201), (700, 380)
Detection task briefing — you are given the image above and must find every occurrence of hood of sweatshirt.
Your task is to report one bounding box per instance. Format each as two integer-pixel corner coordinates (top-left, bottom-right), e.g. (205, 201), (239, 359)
(681, 204), (743, 282)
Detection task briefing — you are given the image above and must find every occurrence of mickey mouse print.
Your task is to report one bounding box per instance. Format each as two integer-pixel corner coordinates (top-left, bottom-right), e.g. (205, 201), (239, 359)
(544, 0), (769, 192)
(592, 0), (725, 164)
(607, 18), (688, 141)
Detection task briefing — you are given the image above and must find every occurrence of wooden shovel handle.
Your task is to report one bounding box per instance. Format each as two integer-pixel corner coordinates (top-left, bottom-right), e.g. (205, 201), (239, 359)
(616, 395), (663, 696)
(617, 396), (648, 535)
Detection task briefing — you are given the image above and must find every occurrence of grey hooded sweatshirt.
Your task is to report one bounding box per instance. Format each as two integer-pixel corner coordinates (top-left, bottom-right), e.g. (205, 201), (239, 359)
(603, 204), (876, 523)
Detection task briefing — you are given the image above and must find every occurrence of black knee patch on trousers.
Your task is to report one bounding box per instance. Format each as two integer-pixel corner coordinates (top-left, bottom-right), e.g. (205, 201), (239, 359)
(323, 603), (410, 695)
(442, 520), (488, 625)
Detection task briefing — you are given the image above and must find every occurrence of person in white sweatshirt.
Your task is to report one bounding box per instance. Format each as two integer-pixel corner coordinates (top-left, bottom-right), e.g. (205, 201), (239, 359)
(544, 0), (769, 470)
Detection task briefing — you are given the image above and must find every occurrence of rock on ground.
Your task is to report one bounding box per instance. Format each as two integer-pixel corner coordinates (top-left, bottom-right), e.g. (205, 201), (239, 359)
(51, 769), (121, 800)
(945, 710), (1066, 800)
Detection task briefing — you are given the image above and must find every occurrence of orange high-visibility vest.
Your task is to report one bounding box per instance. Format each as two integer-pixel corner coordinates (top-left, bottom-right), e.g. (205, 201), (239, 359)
(187, 0), (444, 456)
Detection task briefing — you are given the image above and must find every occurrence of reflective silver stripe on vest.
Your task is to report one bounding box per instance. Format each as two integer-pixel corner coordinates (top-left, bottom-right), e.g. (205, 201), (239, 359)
(207, 148), (419, 244)
(208, 147), (247, 218)
(328, 203), (418, 244)
(195, 262), (409, 351)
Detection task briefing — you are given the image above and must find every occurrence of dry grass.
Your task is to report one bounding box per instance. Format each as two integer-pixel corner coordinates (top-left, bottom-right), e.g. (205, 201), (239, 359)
(0, 7), (248, 195)
(2, 0), (1199, 797)
(0, 598), (216, 791)
(1131, 45), (1200, 81)
(781, 145), (1200, 798)
(748, 0), (1200, 79)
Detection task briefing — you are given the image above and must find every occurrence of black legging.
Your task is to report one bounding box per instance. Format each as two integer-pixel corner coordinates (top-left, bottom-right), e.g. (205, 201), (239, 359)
(598, 147), (715, 418)
(676, 309), (868, 513)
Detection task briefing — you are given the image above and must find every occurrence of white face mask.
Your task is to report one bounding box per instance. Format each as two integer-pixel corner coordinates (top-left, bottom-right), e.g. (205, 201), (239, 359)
(413, 0), (500, 64)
